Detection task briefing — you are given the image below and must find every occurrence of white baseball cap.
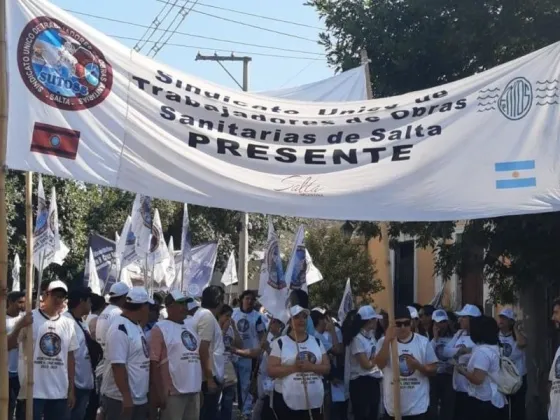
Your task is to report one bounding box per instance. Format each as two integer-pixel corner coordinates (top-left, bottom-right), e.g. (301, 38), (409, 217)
(109, 282), (130, 297)
(499, 308), (515, 320)
(166, 290), (188, 306)
(125, 287), (154, 305)
(407, 306), (419, 319)
(432, 309), (449, 323)
(289, 305), (310, 318)
(455, 304), (482, 317)
(186, 297), (200, 311)
(47, 280), (68, 292)
(358, 305), (383, 320)
(311, 307), (327, 315)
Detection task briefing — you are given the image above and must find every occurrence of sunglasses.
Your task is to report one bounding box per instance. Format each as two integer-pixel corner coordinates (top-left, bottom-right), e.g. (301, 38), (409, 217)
(395, 320), (411, 328)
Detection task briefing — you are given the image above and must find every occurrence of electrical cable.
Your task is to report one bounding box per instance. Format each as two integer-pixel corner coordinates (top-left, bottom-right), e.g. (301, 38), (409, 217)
(134, 0), (180, 52)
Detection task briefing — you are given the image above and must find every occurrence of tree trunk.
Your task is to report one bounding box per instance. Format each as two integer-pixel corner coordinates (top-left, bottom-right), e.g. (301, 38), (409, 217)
(520, 281), (553, 420)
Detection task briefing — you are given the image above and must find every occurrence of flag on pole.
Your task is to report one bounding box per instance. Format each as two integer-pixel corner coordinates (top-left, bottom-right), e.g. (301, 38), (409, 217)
(130, 194), (152, 256)
(221, 251), (238, 287)
(165, 236), (176, 288)
(338, 279), (354, 322)
(284, 225), (323, 291)
(88, 247), (102, 295)
(258, 218), (287, 319)
(32, 175), (49, 262)
(11, 254), (21, 292)
(119, 216), (138, 269)
(180, 204), (192, 284)
(148, 209), (171, 285)
(115, 231), (120, 243)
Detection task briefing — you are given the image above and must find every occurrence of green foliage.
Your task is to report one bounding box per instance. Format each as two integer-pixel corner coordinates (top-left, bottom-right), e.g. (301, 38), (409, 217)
(308, 0), (560, 303)
(6, 171), (300, 287)
(305, 226), (382, 309)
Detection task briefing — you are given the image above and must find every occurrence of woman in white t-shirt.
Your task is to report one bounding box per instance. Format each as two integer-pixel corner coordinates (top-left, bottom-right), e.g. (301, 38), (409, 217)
(268, 305), (331, 420)
(455, 315), (506, 420)
(342, 305), (383, 420)
(442, 303), (481, 420)
(497, 308), (527, 420)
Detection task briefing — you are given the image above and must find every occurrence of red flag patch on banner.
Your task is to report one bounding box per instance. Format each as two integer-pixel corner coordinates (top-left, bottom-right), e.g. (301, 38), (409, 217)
(31, 123), (81, 160)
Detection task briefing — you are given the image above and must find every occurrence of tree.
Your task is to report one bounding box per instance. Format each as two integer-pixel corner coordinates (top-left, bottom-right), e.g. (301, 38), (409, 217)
(307, 1), (560, 417)
(305, 225), (382, 310)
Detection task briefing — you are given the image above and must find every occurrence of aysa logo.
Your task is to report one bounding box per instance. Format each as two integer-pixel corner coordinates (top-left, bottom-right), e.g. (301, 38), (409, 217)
(17, 17), (113, 111)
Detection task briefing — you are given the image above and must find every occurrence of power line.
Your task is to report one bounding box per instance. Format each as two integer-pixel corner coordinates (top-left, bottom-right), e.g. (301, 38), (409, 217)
(109, 35), (326, 60)
(65, 9), (325, 56)
(134, 0), (180, 52)
(190, 1), (324, 30)
(155, 0), (318, 43)
(278, 60), (317, 88)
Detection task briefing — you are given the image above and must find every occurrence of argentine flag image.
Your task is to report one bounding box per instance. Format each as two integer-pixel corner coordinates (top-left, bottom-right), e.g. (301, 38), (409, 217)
(495, 160), (536, 189)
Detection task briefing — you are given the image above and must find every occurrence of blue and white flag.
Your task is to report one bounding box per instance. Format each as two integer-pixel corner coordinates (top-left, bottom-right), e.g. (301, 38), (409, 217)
(165, 236), (177, 289)
(173, 242), (218, 297)
(87, 247), (102, 295)
(84, 233), (116, 289)
(32, 175), (49, 262)
(148, 209), (171, 285)
(338, 278), (354, 323)
(284, 225), (323, 291)
(258, 218), (287, 319)
(130, 194), (152, 256)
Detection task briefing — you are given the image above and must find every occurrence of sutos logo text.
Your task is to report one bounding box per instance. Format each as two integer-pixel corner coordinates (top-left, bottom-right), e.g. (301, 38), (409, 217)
(17, 17), (113, 111)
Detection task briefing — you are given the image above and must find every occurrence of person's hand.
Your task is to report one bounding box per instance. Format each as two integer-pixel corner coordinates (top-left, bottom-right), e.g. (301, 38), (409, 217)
(299, 360), (316, 373)
(325, 318), (335, 333)
(294, 359), (306, 372)
(403, 354), (421, 371)
(121, 394), (134, 417)
(455, 364), (467, 376)
(67, 387), (75, 409)
(455, 346), (470, 356)
(17, 313), (33, 330)
(207, 377), (219, 394)
(385, 326), (397, 341)
(261, 341), (271, 353)
(157, 393), (167, 411)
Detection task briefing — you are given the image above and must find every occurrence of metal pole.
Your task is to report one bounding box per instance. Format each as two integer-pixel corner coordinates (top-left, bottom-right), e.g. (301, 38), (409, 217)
(361, 48), (401, 420)
(0, 0), (9, 415)
(24, 172), (34, 420)
(238, 57), (250, 293)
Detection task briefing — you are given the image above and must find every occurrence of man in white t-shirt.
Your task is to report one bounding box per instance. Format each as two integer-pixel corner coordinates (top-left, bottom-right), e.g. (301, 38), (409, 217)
(549, 298), (560, 420)
(189, 286), (225, 420)
(6, 291), (25, 419)
(65, 287), (95, 420)
(95, 283), (130, 390)
(100, 287), (153, 420)
(9, 280), (79, 420)
(375, 305), (438, 419)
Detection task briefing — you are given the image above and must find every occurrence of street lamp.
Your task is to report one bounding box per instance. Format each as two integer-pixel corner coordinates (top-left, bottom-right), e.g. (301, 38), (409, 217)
(341, 221), (355, 239)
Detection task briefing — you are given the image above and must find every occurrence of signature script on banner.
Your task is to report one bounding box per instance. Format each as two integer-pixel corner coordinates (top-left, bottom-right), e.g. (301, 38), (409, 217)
(273, 175), (324, 197)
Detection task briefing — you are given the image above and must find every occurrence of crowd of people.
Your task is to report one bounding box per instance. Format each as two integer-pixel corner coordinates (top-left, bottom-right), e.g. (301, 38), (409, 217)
(4, 278), (560, 420)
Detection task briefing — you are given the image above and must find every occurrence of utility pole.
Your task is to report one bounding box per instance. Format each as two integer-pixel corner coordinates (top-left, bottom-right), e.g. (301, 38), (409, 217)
(195, 53), (252, 296)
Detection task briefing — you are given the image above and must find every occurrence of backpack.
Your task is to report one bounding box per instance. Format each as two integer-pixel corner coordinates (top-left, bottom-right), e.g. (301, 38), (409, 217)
(488, 346), (523, 395)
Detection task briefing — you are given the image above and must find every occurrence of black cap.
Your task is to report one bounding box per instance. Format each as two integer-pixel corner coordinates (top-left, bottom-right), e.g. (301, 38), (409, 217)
(422, 304), (435, 316)
(394, 305), (412, 320)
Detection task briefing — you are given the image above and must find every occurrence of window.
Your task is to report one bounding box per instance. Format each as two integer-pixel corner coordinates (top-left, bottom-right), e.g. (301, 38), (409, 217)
(394, 240), (415, 307)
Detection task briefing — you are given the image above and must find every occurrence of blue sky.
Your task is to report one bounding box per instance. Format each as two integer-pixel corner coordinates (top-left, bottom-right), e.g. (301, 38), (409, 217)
(51, 0), (334, 92)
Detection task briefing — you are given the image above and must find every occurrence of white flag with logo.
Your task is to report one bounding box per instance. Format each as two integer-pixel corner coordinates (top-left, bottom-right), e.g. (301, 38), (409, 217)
(338, 279), (354, 323)
(130, 194), (152, 256)
(11, 254), (21, 292)
(258, 218), (287, 319)
(35, 186), (69, 268)
(165, 236), (177, 288)
(148, 209), (171, 285)
(173, 242), (218, 296)
(284, 225), (323, 291)
(221, 251), (238, 287)
(88, 247), (102, 295)
(32, 175), (49, 261)
(119, 215), (138, 269)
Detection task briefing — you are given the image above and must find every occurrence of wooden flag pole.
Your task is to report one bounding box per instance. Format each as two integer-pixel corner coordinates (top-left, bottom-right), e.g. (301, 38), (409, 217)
(24, 172), (34, 420)
(361, 49), (402, 420)
(0, 0), (9, 418)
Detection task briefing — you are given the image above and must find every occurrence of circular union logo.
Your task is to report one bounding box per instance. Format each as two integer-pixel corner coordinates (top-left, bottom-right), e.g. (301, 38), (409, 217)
(398, 354), (415, 377)
(17, 17), (113, 111)
(223, 334), (233, 350)
(501, 342), (512, 358)
(498, 77), (533, 121)
(141, 336), (149, 358)
(297, 351), (317, 364)
(187, 284), (200, 296)
(237, 318), (250, 333)
(39, 332), (62, 357)
(181, 330), (198, 351)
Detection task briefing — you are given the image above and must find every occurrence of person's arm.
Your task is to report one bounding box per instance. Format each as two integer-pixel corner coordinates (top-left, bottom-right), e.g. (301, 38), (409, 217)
(374, 327), (396, 370)
(303, 353), (331, 375)
(256, 316), (266, 344)
(106, 325), (134, 410)
(67, 351), (76, 408)
(456, 348), (489, 386)
(351, 338), (376, 370)
(149, 326), (166, 409)
(8, 313), (32, 350)
(89, 317), (98, 341)
(441, 331), (463, 359)
(197, 312), (218, 390)
(230, 322), (243, 349)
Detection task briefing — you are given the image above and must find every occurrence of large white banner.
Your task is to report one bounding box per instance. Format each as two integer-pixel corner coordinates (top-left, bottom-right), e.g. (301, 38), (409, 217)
(5, 0), (560, 221)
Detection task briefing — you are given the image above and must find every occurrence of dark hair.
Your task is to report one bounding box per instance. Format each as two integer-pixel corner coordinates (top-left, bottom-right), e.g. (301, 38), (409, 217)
(40, 280), (50, 293)
(342, 310), (367, 346)
(374, 314), (386, 340)
(90, 294), (106, 312)
(219, 304), (233, 317)
(201, 285), (225, 309)
(153, 292), (165, 306)
(231, 297), (240, 307)
(240, 290), (256, 301)
(68, 287), (92, 310)
(109, 295), (126, 305)
(310, 310), (326, 328)
(422, 305), (435, 316)
(475, 304), (485, 315)
(470, 315), (499, 345)
(7, 291), (25, 303)
(288, 289), (309, 309)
